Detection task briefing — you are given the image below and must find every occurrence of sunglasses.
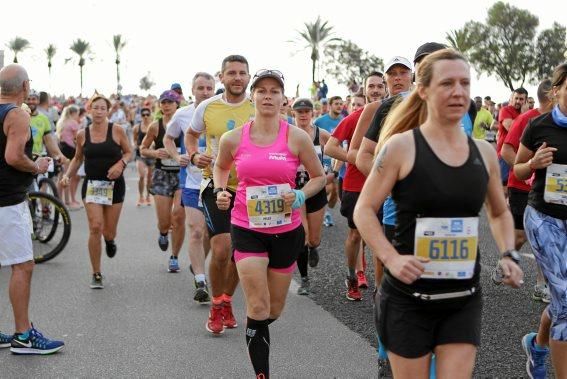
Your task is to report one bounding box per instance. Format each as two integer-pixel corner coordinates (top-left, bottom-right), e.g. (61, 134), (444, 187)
(253, 69), (284, 81)
(141, 113), (151, 117)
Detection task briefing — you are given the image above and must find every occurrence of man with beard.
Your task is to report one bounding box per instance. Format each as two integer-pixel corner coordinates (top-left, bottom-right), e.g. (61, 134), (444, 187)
(187, 55), (255, 335)
(25, 90), (65, 160)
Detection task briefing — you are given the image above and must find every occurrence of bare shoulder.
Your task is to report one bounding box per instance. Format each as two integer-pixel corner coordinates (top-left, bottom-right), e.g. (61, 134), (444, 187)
(473, 139), (497, 160)
(288, 124), (310, 144)
(387, 130), (414, 155)
(220, 127), (243, 146)
(5, 107), (30, 128)
(362, 101), (381, 116)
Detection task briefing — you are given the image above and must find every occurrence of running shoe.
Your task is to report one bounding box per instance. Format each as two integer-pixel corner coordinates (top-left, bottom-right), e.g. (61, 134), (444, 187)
(158, 233), (169, 251)
(357, 271), (368, 289)
(222, 302), (238, 329)
(533, 284), (551, 304)
(90, 272), (104, 289)
(10, 325), (64, 355)
(521, 332), (548, 379)
(206, 304), (224, 335)
(194, 281), (211, 304)
(168, 256), (180, 273)
(377, 359), (393, 378)
(105, 240), (117, 258)
(1, 332), (13, 348)
(297, 277), (310, 296)
(346, 277), (362, 301)
(323, 211), (335, 227)
(308, 247), (319, 268)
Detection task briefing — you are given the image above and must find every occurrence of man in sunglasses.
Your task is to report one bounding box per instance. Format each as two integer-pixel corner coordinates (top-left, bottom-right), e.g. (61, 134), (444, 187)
(187, 55), (255, 335)
(164, 72), (216, 304)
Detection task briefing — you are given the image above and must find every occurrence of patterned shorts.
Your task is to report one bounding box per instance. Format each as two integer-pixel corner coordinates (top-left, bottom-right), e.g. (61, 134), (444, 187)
(524, 205), (567, 341)
(150, 169), (180, 198)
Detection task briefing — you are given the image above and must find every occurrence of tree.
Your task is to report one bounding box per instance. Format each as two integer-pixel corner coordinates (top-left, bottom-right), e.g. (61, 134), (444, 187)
(292, 17), (341, 83)
(534, 22), (567, 81)
(452, 1), (545, 91)
(113, 34), (127, 95)
(69, 39), (92, 96)
(445, 27), (480, 56)
(324, 40), (383, 88)
(45, 44), (56, 78)
(139, 72), (154, 92)
(7, 37), (30, 63)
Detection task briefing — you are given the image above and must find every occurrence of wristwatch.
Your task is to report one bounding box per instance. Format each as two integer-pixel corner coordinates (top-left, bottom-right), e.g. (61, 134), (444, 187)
(501, 249), (521, 264)
(332, 170), (339, 178)
(213, 187), (225, 196)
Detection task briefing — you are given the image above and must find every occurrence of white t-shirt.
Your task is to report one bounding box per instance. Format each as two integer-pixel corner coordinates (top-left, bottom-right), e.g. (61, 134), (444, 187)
(166, 104), (205, 190)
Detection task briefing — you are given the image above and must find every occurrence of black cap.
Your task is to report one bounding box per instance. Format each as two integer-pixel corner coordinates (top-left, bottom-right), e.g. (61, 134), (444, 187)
(292, 98), (314, 110)
(414, 42), (446, 63)
(250, 70), (285, 91)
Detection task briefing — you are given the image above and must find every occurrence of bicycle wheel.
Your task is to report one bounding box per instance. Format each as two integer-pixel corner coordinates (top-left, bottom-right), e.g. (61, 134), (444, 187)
(28, 191), (72, 263)
(38, 177), (59, 198)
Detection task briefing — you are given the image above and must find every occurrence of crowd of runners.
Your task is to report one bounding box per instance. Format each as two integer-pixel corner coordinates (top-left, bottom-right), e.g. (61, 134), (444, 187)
(1, 43), (566, 379)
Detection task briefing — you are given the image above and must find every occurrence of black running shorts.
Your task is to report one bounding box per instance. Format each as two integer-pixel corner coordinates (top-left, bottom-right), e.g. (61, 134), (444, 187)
(201, 185), (235, 237)
(508, 188), (528, 230)
(340, 190), (360, 229)
(378, 278), (482, 358)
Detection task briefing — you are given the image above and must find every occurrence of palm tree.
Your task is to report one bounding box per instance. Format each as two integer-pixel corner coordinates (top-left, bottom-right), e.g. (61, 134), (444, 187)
(294, 17), (341, 83)
(112, 35), (127, 95)
(445, 28), (477, 55)
(7, 37), (30, 63)
(69, 39), (92, 96)
(45, 44), (56, 78)
(139, 72), (154, 92)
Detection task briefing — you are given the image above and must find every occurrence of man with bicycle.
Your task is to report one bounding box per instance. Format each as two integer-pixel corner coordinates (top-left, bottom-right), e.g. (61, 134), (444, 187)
(0, 64), (64, 355)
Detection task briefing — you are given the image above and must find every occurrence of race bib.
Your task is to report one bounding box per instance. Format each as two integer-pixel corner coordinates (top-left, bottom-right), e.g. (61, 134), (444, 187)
(86, 180), (114, 205)
(414, 217), (478, 280)
(544, 163), (567, 205)
(246, 184), (292, 228)
(161, 148), (181, 170)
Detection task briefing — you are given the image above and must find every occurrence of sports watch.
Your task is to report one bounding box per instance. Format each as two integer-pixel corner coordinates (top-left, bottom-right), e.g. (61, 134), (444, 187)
(213, 187), (225, 196)
(501, 249), (521, 264)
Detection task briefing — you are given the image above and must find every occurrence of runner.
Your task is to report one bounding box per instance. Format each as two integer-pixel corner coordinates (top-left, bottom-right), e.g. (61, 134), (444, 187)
(140, 90), (185, 272)
(291, 97), (331, 295)
(61, 93), (132, 289)
(354, 49), (523, 378)
(214, 69), (325, 378)
(0, 64), (64, 355)
(56, 104), (82, 209)
(26, 89), (66, 161)
(164, 72), (215, 303)
(500, 79), (553, 304)
(186, 55), (255, 334)
(325, 71), (386, 300)
(514, 63), (567, 379)
(132, 107), (154, 206)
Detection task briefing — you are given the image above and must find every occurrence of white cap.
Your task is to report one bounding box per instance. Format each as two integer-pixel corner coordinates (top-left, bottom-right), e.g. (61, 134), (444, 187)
(384, 56), (413, 73)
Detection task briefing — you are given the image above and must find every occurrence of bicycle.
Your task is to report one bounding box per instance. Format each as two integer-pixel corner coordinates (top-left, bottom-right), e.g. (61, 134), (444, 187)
(27, 191), (72, 263)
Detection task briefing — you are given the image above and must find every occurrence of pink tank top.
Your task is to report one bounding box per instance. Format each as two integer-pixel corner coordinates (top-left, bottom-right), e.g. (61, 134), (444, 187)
(231, 120), (301, 234)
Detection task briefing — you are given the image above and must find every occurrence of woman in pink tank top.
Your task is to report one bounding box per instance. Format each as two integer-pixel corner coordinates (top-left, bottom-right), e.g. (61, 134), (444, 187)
(213, 70), (326, 378)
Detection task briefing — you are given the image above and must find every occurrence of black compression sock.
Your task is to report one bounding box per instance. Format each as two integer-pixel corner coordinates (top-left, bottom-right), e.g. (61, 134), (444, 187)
(246, 317), (270, 378)
(297, 245), (309, 278)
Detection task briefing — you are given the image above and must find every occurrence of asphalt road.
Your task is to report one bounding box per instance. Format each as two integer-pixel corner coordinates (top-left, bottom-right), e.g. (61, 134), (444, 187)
(0, 170), (554, 378)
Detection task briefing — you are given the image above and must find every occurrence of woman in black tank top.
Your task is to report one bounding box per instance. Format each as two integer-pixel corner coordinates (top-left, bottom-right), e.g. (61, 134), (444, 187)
(132, 107), (154, 205)
(61, 94), (132, 289)
(354, 50), (523, 377)
(291, 98), (331, 294)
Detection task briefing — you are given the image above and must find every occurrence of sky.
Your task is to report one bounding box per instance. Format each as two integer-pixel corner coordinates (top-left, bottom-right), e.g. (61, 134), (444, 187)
(1, 0), (565, 104)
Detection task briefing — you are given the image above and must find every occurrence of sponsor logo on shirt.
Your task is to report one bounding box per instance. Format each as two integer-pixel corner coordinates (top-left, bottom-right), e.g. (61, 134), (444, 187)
(268, 153), (287, 161)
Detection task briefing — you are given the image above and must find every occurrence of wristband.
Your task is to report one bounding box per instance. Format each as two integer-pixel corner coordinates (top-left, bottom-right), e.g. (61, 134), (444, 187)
(190, 152), (198, 165)
(291, 190), (306, 209)
(121, 159), (128, 168)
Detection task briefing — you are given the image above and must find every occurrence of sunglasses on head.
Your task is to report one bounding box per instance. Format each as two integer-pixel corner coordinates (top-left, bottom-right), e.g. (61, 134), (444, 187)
(141, 112), (151, 117)
(254, 69), (284, 81)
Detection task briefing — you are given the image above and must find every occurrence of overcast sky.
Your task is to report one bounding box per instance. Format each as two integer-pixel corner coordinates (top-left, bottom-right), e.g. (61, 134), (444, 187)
(1, 0), (565, 103)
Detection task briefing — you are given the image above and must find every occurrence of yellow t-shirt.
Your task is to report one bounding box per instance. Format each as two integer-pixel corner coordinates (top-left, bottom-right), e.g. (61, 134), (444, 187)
(472, 108), (494, 140)
(190, 94), (255, 191)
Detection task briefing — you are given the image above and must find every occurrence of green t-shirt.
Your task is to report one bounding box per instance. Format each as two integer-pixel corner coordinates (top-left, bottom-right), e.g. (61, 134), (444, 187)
(472, 108), (494, 140)
(30, 113), (52, 154)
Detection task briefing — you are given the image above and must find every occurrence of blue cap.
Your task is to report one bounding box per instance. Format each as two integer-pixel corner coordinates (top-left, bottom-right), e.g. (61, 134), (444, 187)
(170, 83), (182, 91)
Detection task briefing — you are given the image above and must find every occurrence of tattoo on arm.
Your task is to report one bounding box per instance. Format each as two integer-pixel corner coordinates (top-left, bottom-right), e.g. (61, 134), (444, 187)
(373, 146), (387, 173)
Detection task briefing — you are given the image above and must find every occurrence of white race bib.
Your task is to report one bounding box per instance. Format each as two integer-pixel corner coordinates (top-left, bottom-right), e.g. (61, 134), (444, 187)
(246, 184), (292, 228)
(86, 180), (114, 205)
(414, 217), (478, 280)
(544, 163), (567, 205)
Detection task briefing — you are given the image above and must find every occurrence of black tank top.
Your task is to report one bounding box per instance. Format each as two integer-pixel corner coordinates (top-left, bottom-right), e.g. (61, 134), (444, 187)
(295, 126), (323, 189)
(154, 118), (180, 172)
(0, 104), (33, 206)
(83, 123), (122, 180)
(390, 128), (488, 293)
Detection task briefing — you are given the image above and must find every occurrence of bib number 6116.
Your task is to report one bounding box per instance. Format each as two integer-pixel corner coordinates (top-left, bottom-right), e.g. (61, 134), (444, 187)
(429, 239), (469, 260)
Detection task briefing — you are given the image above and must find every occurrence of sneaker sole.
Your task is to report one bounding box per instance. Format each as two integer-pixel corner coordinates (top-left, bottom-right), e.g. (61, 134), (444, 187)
(167, 268), (180, 273)
(346, 295), (362, 301)
(0, 343), (11, 348)
(10, 345), (64, 355)
(205, 322), (224, 335)
(521, 335), (535, 379)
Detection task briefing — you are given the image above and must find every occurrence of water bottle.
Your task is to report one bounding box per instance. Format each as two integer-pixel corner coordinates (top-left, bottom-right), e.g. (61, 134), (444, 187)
(491, 263), (504, 285)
